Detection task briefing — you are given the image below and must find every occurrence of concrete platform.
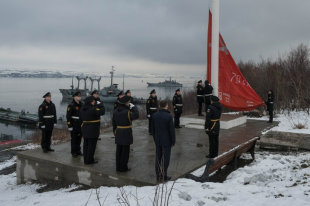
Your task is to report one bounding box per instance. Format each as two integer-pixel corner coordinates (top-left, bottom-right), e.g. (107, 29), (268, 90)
(16, 119), (275, 187)
(181, 113), (247, 129)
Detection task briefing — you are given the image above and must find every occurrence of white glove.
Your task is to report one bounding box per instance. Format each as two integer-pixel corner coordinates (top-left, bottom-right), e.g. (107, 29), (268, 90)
(129, 103), (135, 109)
(54, 124), (57, 127)
(68, 127), (73, 131)
(97, 101), (101, 104)
(41, 125), (45, 129)
(147, 114), (151, 118)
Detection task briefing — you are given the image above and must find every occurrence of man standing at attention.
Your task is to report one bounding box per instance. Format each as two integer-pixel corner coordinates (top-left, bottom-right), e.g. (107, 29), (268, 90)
(66, 91), (83, 157)
(172, 88), (183, 128)
(146, 89), (158, 135)
(196, 80), (204, 116)
(113, 96), (139, 172)
(38, 92), (57, 153)
(205, 95), (222, 158)
(152, 100), (175, 181)
(80, 96), (105, 164)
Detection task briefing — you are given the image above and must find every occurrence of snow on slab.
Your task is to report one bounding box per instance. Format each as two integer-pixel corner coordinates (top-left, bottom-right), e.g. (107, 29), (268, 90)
(0, 152), (310, 205)
(248, 111), (310, 134)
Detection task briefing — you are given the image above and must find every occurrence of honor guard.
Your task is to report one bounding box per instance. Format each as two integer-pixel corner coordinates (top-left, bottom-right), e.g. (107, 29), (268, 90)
(172, 88), (183, 128)
(114, 91), (124, 110)
(265, 90), (274, 123)
(38, 92), (57, 153)
(204, 80), (213, 111)
(80, 96), (105, 164)
(146, 89), (158, 135)
(197, 80), (204, 116)
(66, 91), (83, 157)
(112, 96), (139, 172)
(205, 95), (222, 158)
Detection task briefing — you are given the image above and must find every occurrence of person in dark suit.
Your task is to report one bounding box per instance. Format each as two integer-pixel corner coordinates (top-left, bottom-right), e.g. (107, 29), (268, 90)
(66, 91), (83, 157)
(152, 100), (176, 181)
(38, 92), (57, 153)
(125, 90), (134, 103)
(205, 95), (222, 158)
(114, 91), (124, 110)
(113, 96), (139, 172)
(265, 90), (274, 123)
(146, 89), (158, 135)
(172, 88), (183, 128)
(80, 96), (105, 164)
(196, 80), (204, 116)
(204, 80), (213, 112)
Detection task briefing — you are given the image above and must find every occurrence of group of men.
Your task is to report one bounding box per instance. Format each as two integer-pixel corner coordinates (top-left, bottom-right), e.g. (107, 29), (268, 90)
(38, 83), (223, 181)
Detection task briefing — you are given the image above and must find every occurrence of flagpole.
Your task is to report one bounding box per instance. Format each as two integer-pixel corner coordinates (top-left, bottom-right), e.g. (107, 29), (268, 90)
(211, 0), (219, 97)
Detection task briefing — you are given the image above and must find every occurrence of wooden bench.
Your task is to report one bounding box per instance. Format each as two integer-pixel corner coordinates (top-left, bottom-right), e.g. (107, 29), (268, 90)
(186, 136), (260, 182)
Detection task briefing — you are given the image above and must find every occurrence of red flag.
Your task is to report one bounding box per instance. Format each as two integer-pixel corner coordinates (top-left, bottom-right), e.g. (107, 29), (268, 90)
(207, 11), (264, 111)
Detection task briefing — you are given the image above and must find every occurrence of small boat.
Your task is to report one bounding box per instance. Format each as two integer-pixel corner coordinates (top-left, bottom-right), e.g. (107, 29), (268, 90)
(0, 108), (38, 124)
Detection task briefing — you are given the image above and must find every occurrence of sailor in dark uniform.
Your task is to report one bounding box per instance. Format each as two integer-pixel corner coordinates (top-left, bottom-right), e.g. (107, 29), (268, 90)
(204, 80), (213, 112)
(172, 88), (183, 128)
(265, 90), (274, 123)
(112, 96), (139, 172)
(80, 96), (105, 164)
(197, 80), (205, 116)
(146, 89), (158, 135)
(66, 91), (83, 157)
(91, 90), (101, 104)
(125, 90), (134, 103)
(114, 91), (124, 110)
(38, 92), (57, 153)
(205, 95), (222, 158)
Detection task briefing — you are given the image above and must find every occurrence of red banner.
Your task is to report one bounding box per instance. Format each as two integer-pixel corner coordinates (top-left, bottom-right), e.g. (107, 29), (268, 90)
(207, 11), (264, 111)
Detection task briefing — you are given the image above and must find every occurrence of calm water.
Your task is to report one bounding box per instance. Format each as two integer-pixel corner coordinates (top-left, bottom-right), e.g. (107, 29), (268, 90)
(0, 76), (197, 140)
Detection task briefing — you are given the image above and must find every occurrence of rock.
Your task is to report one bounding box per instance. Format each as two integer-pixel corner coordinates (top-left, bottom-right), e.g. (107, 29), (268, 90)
(197, 200), (205, 206)
(178, 192), (192, 201)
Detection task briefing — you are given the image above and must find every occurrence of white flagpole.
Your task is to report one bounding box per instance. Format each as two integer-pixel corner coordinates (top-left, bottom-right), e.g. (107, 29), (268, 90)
(211, 0), (219, 97)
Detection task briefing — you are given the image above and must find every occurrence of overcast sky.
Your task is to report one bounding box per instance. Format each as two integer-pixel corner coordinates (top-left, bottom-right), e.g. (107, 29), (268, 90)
(0, 0), (309, 75)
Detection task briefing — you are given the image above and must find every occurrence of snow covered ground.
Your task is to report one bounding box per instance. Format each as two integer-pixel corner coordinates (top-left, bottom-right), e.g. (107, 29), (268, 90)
(0, 152), (309, 206)
(248, 111), (310, 134)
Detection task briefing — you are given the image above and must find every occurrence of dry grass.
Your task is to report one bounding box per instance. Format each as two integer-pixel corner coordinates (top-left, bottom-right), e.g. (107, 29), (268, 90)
(294, 123), (306, 129)
(31, 126), (71, 145)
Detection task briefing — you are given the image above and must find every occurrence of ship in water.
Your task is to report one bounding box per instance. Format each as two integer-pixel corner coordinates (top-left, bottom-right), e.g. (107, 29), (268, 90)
(147, 77), (182, 87)
(60, 67), (146, 104)
(0, 108), (38, 124)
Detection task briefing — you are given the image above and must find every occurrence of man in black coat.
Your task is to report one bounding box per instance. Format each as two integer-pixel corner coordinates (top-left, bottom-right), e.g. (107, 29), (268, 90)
(80, 96), (105, 164)
(265, 90), (274, 123)
(152, 100), (175, 181)
(196, 80), (204, 116)
(113, 96), (139, 172)
(114, 90), (124, 110)
(204, 80), (213, 112)
(66, 91), (83, 157)
(205, 95), (222, 158)
(146, 89), (158, 135)
(125, 90), (134, 103)
(38, 92), (57, 153)
(172, 88), (183, 128)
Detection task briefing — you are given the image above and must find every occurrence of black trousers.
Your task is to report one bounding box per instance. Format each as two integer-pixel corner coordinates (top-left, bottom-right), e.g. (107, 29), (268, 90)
(205, 96), (211, 111)
(41, 129), (53, 149)
(198, 101), (203, 115)
(71, 131), (82, 155)
(83, 138), (98, 164)
(148, 116), (153, 134)
(155, 146), (171, 178)
(116, 145), (130, 171)
(208, 133), (219, 158)
(268, 110), (273, 123)
(174, 112), (181, 127)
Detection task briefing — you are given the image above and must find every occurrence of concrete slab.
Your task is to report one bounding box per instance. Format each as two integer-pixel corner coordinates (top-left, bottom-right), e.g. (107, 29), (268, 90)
(17, 119), (273, 187)
(259, 131), (310, 151)
(181, 113), (247, 129)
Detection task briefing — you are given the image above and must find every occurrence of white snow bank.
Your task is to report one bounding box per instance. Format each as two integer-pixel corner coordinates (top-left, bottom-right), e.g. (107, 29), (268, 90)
(0, 152), (309, 206)
(248, 111), (310, 134)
